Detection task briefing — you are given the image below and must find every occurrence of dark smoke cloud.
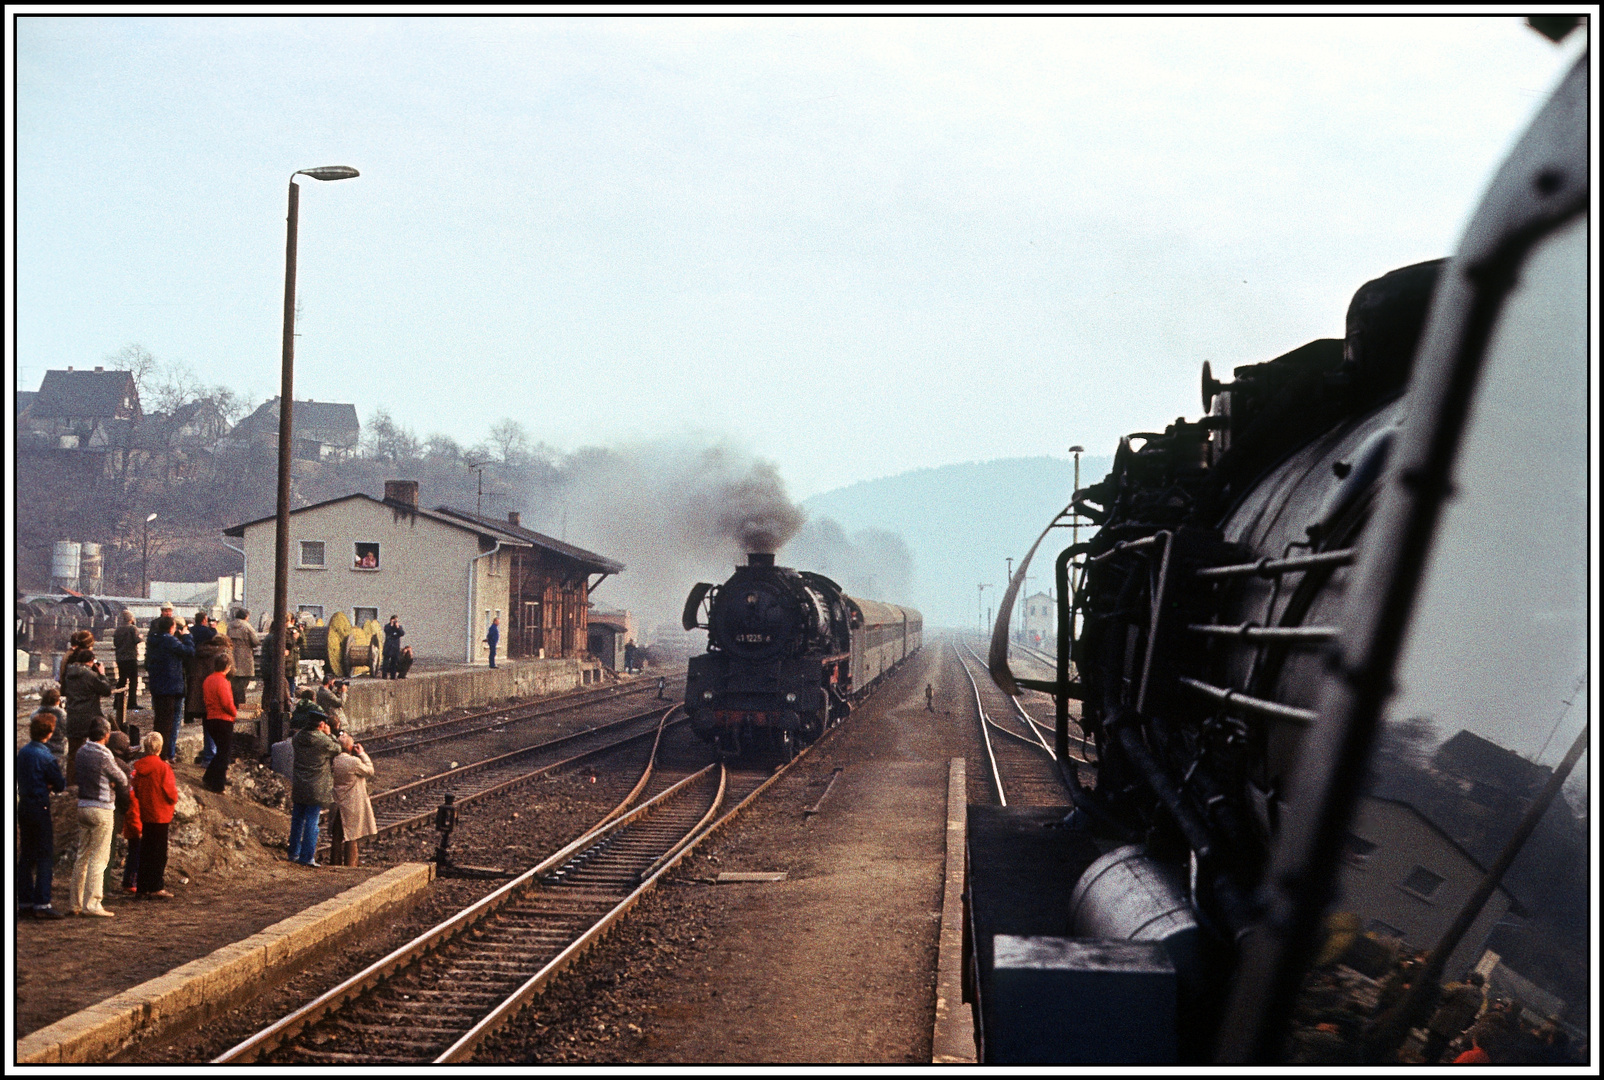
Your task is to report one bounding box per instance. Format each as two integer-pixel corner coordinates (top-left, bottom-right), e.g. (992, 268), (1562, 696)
(515, 437), (810, 637)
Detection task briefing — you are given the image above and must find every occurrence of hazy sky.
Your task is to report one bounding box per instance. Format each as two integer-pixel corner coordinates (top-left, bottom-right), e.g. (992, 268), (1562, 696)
(12, 14), (1583, 498)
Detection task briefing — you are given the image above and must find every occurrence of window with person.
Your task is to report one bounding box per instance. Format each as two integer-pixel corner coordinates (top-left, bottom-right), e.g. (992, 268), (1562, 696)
(353, 542), (380, 570)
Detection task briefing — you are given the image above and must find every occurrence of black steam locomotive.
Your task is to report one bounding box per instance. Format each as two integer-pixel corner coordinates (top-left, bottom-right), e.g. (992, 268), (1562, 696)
(979, 44), (1587, 1065)
(682, 552), (922, 761)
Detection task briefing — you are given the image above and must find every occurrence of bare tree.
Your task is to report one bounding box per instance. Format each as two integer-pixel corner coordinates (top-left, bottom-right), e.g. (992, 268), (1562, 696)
(106, 343), (161, 408)
(363, 407), (423, 463)
(488, 418), (531, 464)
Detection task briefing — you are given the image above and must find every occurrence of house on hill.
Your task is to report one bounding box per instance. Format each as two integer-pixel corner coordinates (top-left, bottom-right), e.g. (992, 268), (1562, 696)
(1430, 729), (1552, 803)
(225, 397), (360, 460)
(223, 480), (624, 663)
(27, 367), (141, 452)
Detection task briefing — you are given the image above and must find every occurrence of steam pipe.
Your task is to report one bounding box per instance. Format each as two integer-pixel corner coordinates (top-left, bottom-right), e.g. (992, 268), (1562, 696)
(466, 540), (502, 663)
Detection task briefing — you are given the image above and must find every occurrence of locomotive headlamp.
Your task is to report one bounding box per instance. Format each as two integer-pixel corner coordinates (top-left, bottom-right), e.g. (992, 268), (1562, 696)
(702, 690), (715, 701)
(785, 692), (798, 703)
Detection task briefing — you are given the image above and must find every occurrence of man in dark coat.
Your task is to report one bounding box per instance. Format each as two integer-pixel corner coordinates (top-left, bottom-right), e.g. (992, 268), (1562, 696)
(382, 615), (405, 679)
(145, 615), (195, 763)
(113, 611), (143, 711)
(484, 617), (500, 669)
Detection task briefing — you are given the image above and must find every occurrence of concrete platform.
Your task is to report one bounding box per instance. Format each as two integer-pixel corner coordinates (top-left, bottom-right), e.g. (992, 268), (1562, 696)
(15, 862), (435, 1064)
(337, 657), (603, 731)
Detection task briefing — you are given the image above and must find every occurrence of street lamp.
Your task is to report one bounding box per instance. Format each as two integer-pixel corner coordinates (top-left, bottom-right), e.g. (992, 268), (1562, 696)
(269, 165), (360, 749)
(142, 512), (158, 598)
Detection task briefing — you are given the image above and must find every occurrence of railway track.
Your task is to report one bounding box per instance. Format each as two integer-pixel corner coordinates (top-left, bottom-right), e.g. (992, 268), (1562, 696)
(362, 705), (682, 841)
(361, 674), (685, 758)
(220, 698), (826, 1064)
(954, 642), (1071, 807)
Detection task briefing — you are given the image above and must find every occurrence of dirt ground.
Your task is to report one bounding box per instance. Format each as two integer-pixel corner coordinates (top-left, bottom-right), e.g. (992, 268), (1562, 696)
(18, 635), (993, 1064)
(476, 636), (990, 1064)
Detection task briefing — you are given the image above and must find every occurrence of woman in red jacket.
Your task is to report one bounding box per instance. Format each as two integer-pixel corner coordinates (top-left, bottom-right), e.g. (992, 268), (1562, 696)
(129, 731), (178, 898)
(201, 651), (238, 794)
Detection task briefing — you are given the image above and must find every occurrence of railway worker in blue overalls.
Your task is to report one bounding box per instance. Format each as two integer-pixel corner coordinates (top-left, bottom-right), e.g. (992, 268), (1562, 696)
(484, 616), (500, 669)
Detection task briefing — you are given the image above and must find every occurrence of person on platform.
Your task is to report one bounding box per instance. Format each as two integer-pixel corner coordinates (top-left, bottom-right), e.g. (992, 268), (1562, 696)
(289, 712), (341, 866)
(17, 712), (67, 919)
(226, 608), (260, 709)
(201, 652), (239, 793)
(113, 610), (143, 712)
(316, 674), (349, 735)
(382, 615), (406, 679)
(188, 612), (228, 765)
(329, 733), (377, 867)
(70, 717), (129, 917)
(623, 640), (636, 674)
(115, 733), (142, 895)
(1424, 972), (1487, 1062)
(397, 644), (415, 678)
(33, 687), (69, 762)
(484, 616), (500, 669)
(61, 644), (114, 785)
(130, 731), (178, 898)
(144, 615), (195, 764)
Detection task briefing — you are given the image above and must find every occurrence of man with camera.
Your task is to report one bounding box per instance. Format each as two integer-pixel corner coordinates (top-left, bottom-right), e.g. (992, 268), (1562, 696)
(316, 673), (350, 736)
(61, 635), (114, 785)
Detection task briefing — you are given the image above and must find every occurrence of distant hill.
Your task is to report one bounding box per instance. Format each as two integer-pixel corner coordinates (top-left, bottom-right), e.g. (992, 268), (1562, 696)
(795, 455), (1109, 627)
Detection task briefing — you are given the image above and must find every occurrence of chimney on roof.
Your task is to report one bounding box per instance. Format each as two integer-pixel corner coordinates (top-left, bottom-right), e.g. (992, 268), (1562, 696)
(508, 511), (521, 527)
(385, 480), (419, 508)
(67, 366), (74, 371)
(95, 366), (104, 372)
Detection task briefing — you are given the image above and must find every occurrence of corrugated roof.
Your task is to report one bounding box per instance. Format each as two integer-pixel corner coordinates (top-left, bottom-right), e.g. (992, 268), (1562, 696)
(34, 369), (138, 418)
(431, 506), (626, 574)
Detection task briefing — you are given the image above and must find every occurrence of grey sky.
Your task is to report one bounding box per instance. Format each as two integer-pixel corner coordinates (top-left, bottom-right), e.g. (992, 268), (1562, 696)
(13, 14), (1581, 499)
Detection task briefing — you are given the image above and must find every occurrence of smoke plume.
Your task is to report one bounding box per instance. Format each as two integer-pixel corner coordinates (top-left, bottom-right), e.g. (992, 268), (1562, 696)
(516, 437), (809, 638)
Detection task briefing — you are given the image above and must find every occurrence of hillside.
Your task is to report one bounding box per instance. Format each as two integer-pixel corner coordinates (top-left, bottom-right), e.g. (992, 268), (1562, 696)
(794, 455), (1109, 627)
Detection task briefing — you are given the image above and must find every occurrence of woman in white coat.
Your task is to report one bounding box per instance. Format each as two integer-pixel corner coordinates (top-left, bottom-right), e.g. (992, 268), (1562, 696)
(329, 733), (376, 866)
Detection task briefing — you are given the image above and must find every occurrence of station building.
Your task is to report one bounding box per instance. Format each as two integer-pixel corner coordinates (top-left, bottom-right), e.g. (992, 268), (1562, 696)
(223, 480), (624, 664)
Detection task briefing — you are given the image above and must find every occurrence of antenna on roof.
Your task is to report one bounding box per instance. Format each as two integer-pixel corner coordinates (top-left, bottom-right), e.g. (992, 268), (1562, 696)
(466, 460), (491, 518)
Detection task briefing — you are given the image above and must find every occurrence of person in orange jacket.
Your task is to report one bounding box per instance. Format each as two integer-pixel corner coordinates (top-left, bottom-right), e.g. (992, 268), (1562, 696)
(129, 732), (179, 899)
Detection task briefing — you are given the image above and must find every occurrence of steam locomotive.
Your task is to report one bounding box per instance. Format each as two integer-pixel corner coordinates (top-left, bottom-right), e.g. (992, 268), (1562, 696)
(682, 552), (923, 760)
(978, 43), (1587, 1065)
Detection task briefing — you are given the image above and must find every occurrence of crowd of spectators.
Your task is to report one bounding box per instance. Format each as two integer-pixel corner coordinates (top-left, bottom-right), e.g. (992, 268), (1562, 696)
(16, 609), (379, 923)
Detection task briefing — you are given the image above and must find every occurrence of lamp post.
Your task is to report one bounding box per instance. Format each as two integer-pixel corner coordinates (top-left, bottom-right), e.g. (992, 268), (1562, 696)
(142, 512), (158, 598)
(269, 166), (360, 750)
(1067, 445), (1084, 650)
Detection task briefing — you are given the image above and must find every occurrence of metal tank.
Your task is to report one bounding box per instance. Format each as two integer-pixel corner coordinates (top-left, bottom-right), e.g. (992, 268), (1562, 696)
(51, 540), (81, 592)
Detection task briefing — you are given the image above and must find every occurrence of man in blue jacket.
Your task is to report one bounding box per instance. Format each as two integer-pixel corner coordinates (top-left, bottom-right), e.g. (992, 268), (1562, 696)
(145, 615), (195, 763)
(485, 616), (500, 669)
(17, 713), (68, 919)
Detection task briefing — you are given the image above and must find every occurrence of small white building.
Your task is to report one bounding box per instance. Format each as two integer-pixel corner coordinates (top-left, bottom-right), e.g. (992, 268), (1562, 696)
(223, 481), (623, 663)
(1017, 590), (1056, 650)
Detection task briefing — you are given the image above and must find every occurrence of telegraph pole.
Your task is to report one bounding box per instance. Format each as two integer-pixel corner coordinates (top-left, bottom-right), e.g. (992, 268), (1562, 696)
(977, 582), (992, 638)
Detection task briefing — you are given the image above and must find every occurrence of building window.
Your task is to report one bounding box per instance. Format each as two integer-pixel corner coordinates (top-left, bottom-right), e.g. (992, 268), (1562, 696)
(298, 604), (325, 622)
(354, 542), (380, 570)
(1400, 866), (1445, 901)
(353, 607), (378, 627)
(299, 541), (326, 568)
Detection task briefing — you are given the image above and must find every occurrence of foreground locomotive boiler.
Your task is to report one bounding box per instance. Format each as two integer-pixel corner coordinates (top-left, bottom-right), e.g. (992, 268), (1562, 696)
(978, 43), (1587, 1065)
(682, 553), (922, 760)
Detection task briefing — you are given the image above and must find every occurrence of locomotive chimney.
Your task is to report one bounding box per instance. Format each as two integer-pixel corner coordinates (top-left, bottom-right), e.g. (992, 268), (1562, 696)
(747, 552), (775, 567)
